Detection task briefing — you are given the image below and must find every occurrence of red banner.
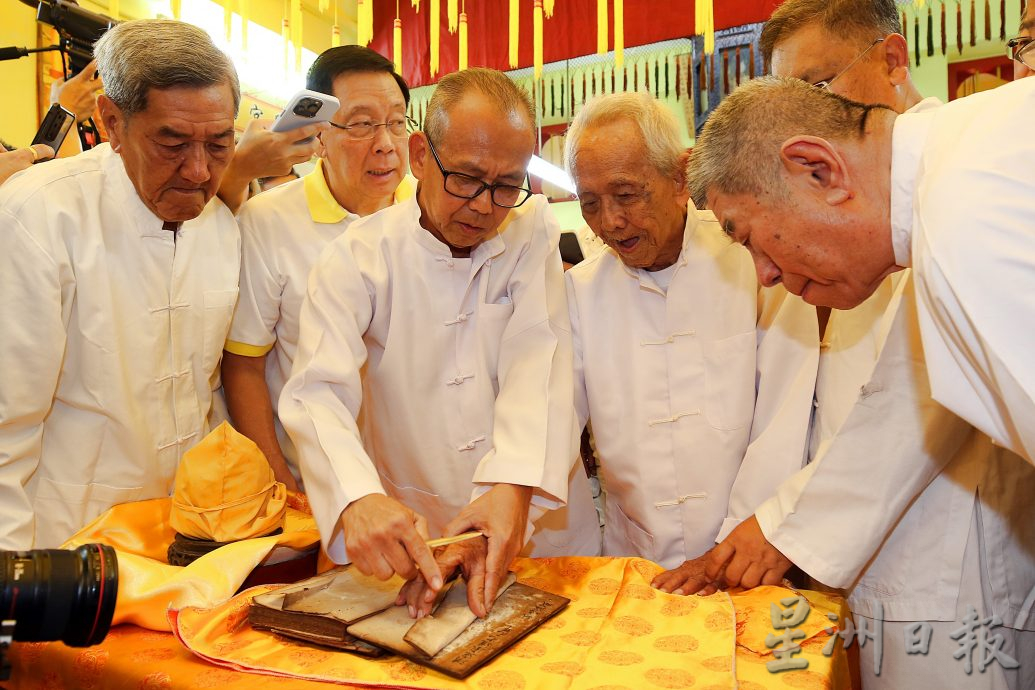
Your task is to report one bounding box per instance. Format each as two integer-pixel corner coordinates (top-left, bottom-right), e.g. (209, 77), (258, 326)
(370, 1), (780, 87)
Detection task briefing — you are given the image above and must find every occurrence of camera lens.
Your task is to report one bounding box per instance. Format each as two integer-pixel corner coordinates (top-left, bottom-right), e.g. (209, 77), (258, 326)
(293, 97), (322, 118)
(0, 544), (118, 647)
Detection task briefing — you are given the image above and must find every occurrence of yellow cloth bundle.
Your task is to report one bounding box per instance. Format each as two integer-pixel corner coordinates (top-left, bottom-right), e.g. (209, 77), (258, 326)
(169, 422), (287, 542)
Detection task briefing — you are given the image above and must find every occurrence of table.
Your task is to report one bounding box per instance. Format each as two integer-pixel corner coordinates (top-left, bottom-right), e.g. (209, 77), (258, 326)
(8, 557), (852, 690)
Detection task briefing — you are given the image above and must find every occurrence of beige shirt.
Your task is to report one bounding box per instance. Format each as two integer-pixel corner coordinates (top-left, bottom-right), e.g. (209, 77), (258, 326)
(225, 161), (414, 481)
(0, 143), (240, 549)
(567, 206), (819, 569)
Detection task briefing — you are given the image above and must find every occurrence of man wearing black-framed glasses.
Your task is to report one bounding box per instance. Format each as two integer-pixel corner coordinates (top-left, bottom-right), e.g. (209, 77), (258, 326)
(281, 67), (599, 622)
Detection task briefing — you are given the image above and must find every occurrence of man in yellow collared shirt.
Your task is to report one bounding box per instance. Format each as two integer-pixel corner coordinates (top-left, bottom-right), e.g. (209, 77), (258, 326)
(222, 46), (413, 492)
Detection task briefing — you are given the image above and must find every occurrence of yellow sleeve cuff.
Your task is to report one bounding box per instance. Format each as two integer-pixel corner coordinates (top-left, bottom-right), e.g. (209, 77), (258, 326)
(224, 340), (274, 357)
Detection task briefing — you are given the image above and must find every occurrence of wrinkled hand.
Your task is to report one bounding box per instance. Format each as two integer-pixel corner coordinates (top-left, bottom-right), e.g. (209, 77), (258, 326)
(705, 516), (793, 590)
(0, 145), (54, 186)
(442, 484), (531, 614)
(651, 550), (720, 596)
(51, 59), (101, 123)
(397, 535), (489, 618)
(339, 494), (440, 587)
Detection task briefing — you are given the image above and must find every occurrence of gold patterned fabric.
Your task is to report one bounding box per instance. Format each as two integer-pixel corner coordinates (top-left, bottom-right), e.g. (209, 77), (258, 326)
(8, 557), (849, 689)
(62, 496), (320, 631)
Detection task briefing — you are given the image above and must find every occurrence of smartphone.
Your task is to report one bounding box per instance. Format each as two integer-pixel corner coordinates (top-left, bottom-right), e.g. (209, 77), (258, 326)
(271, 89), (340, 141)
(31, 104), (76, 161)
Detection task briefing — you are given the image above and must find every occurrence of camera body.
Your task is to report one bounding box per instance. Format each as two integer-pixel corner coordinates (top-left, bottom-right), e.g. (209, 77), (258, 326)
(0, 544), (118, 681)
(32, 0), (116, 75)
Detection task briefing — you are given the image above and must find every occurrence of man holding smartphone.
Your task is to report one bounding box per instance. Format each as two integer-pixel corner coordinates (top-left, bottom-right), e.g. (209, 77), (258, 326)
(0, 19), (241, 549)
(221, 46), (415, 494)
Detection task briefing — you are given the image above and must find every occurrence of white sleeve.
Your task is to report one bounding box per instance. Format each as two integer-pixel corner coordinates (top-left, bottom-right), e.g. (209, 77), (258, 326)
(278, 235), (383, 563)
(0, 209), (66, 550)
(755, 288), (970, 588)
(471, 199), (577, 512)
(909, 83), (1035, 465)
(715, 286), (818, 542)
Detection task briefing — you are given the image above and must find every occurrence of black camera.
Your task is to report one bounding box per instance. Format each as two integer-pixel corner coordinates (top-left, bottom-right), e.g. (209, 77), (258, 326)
(25, 0), (116, 74)
(0, 544), (118, 681)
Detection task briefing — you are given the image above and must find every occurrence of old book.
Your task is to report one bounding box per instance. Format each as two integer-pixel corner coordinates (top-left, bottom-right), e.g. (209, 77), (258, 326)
(347, 579), (568, 679)
(248, 566), (403, 650)
(249, 566), (568, 679)
(404, 574), (517, 657)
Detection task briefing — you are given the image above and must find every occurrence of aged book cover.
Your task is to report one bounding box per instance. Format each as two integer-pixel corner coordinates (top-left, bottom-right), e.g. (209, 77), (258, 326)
(248, 566), (568, 678)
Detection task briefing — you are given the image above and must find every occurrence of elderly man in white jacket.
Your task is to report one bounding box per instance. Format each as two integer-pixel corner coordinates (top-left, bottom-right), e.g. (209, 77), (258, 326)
(689, 5), (1035, 687)
(561, 91), (818, 585)
(0, 20), (241, 549)
(280, 68), (596, 618)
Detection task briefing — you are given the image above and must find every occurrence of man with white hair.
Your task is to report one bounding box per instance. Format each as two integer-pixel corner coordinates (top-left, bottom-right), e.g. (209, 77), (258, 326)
(0, 19), (241, 549)
(562, 91), (817, 584)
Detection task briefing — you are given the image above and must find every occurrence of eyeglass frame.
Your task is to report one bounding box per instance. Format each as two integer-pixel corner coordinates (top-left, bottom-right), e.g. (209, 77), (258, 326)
(1007, 35), (1035, 69)
(327, 115), (416, 140)
(812, 37), (886, 90)
(422, 132), (534, 209)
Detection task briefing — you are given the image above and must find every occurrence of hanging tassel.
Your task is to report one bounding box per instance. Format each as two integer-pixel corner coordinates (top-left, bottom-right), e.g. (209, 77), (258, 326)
(902, 9), (909, 53)
(356, 0), (366, 45)
(664, 55), (670, 97)
(654, 59), (660, 99)
(927, 5), (934, 55)
(941, 1), (947, 55)
(748, 42), (755, 78)
(695, 0), (715, 55)
(459, 10), (468, 70)
(1000, 0), (1006, 40)
(224, 0), (232, 43)
(330, 0), (339, 48)
(544, 0), (554, 17)
(983, 0), (990, 41)
(448, 0), (458, 33)
(508, 0), (520, 68)
(914, 12), (920, 65)
(412, 0), (420, 10)
(614, 0), (624, 70)
(281, 7), (290, 74)
(596, 0), (607, 54)
(969, 0), (976, 46)
(394, 18), (403, 75)
(722, 50), (729, 95)
(430, 0), (440, 76)
(171, 0), (181, 19)
(534, 0), (544, 80)
(956, 1), (963, 54)
(293, 0), (303, 70)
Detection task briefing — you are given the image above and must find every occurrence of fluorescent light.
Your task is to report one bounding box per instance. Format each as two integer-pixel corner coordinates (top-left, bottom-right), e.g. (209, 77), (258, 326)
(528, 154), (577, 195)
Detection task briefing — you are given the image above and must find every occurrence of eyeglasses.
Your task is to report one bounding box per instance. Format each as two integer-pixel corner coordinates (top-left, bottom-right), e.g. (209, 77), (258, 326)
(1007, 36), (1035, 69)
(328, 116), (415, 140)
(812, 37), (886, 90)
(424, 134), (533, 208)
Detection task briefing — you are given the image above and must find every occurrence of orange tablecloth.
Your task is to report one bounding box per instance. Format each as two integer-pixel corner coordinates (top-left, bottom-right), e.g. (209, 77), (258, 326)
(9, 557), (851, 690)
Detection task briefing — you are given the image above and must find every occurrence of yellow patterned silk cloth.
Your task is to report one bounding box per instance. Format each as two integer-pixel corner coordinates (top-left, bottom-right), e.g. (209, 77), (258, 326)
(165, 557), (850, 690)
(61, 495), (320, 632)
